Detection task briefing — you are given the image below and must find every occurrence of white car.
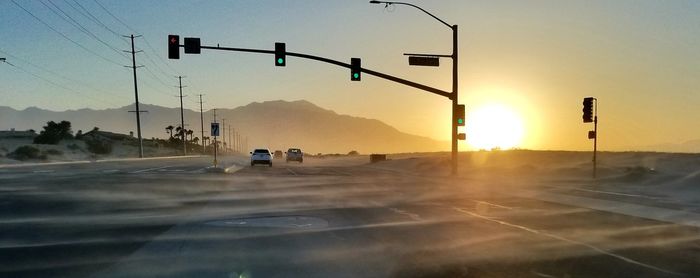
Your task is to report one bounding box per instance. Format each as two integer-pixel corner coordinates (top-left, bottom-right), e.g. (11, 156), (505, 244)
(250, 148), (272, 167)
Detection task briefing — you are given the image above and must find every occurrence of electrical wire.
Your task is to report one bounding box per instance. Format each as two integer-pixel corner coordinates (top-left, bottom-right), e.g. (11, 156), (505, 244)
(41, 0), (129, 59)
(2, 60), (120, 107)
(0, 48), (131, 103)
(10, 0), (125, 67)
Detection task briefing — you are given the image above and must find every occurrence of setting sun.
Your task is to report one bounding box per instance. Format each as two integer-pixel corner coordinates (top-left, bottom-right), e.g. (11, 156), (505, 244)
(466, 103), (525, 150)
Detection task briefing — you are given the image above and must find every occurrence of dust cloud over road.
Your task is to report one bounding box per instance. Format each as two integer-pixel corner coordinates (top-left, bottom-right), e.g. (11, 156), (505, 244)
(1, 152), (699, 277)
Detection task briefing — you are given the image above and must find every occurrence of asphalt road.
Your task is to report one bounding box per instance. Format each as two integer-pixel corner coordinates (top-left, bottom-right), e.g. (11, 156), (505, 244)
(1, 156), (699, 277)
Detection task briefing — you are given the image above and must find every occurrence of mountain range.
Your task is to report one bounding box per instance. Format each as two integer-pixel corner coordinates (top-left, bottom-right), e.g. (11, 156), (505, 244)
(0, 100), (447, 154)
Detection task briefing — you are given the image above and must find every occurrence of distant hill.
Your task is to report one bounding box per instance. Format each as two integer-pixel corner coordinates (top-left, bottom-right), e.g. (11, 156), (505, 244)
(0, 100), (447, 154)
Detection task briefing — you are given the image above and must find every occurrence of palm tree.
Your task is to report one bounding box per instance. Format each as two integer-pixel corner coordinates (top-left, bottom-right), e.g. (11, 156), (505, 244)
(165, 125), (174, 138)
(193, 137), (199, 145)
(186, 130), (194, 141)
(175, 126), (182, 140)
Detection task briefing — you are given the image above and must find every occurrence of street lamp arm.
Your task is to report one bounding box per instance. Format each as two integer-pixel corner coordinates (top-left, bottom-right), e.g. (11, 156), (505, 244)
(370, 1), (451, 29)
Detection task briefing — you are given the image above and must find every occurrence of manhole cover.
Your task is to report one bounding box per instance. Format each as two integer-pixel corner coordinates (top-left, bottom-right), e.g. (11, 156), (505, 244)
(205, 215), (328, 229)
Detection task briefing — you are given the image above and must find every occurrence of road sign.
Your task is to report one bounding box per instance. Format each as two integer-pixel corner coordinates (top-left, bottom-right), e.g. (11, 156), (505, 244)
(211, 122), (219, 136)
(184, 37), (201, 54)
(588, 130), (596, 139)
(408, 56), (440, 67)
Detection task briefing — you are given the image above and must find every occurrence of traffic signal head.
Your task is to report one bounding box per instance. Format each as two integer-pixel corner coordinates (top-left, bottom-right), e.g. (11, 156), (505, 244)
(582, 97), (594, 123)
(351, 58), (361, 81)
(456, 104), (465, 126)
(275, 42), (285, 66)
(168, 35), (179, 59)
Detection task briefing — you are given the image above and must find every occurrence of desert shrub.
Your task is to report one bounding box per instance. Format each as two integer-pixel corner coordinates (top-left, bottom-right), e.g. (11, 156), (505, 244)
(33, 121), (74, 145)
(348, 150), (359, 156)
(9, 145), (46, 161)
(67, 143), (81, 150)
(85, 138), (112, 154)
(45, 149), (63, 156)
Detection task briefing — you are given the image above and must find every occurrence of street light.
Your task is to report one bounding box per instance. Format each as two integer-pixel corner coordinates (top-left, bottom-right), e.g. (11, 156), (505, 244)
(370, 1), (460, 175)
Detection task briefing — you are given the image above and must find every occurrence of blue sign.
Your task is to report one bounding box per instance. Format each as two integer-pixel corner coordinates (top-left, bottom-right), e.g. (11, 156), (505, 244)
(211, 122), (219, 137)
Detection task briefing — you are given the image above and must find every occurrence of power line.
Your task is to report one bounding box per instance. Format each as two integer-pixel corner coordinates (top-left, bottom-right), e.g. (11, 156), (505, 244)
(0, 48), (130, 103)
(93, 0), (182, 75)
(10, 0), (124, 66)
(2, 59), (118, 107)
(40, 0), (129, 59)
(67, 0), (125, 39)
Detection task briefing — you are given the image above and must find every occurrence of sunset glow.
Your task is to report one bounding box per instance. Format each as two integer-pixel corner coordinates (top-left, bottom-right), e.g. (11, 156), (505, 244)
(466, 103), (524, 150)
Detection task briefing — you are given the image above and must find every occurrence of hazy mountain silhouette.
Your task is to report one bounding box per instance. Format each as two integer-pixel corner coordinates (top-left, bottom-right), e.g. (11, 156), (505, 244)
(0, 100), (447, 154)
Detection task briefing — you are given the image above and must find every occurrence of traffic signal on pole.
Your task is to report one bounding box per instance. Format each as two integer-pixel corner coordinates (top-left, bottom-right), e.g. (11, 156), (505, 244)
(184, 37), (200, 54)
(168, 35), (179, 59)
(457, 133), (466, 140)
(275, 42), (285, 66)
(351, 58), (361, 81)
(456, 104), (465, 126)
(582, 97), (594, 123)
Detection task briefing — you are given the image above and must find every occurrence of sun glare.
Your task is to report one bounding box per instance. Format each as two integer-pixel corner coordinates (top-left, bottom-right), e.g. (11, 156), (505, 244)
(466, 103), (524, 150)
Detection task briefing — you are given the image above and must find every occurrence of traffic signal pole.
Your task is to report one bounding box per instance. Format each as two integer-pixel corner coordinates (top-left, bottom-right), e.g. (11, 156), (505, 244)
(451, 25), (459, 176)
(196, 44), (452, 98)
(593, 101), (598, 178)
(172, 34), (461, 174)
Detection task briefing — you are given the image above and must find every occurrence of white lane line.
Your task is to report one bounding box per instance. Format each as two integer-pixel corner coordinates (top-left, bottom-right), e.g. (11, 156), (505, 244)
(389, 207), (422, 221)
(102, 169), (119, 173)
(32, 170), (55, 173)
(286, 168), (298, 176)
(329, 169), (352, 176)
(129, 166), (171, 174)
(573, 188), (661, 200)
(474, 200), (514, 210)
(451, 206), (684, 276)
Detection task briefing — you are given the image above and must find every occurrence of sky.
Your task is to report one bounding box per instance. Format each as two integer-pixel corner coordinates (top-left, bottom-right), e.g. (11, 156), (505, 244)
(1, 0), (699, 151)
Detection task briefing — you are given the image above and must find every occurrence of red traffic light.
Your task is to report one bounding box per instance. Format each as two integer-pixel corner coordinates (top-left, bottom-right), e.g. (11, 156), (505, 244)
(168, 35), (179, 59)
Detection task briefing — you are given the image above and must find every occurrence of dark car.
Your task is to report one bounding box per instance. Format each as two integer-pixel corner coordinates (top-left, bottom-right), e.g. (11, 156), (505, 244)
(286, 148), (303, 163)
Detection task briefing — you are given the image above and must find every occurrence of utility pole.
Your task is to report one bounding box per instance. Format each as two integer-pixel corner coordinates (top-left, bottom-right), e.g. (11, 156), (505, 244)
(177, 76), (187, 155)
(232, 128), (237, 153)
(124, 34), (145, 158)
(213, 109), (218, 166)
(228, 125), (231, 154)
(198, 94), (205, 154)
(222, 118), (226, 154)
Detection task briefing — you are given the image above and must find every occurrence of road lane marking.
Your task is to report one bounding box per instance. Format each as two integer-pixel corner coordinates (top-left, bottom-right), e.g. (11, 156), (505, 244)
(474, 200), (514, 210)
(129, 166), (171, 173)
(389, 207), (422, 221)
(32, 170), (55, 173)
(101, 169), (119, 173)
(572, 188), (661, 200)
(286, 168), (298, 175)
(451, 206), (685, 276)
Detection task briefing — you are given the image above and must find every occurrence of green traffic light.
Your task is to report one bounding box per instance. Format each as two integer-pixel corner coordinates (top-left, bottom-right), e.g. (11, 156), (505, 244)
(277, 58), (284, 64)
(458, 118), (464, 124)
(353, 73), (359, 79)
